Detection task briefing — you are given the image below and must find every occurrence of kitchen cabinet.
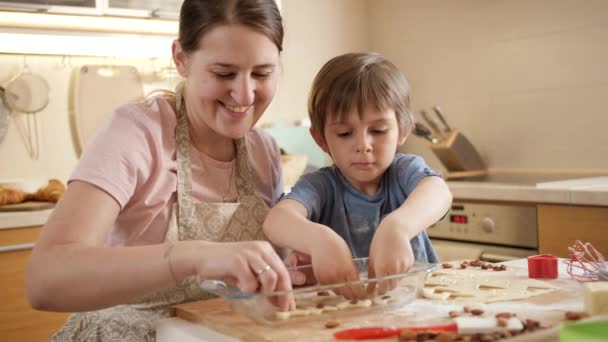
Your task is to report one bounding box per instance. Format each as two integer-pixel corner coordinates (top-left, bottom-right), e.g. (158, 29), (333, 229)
(0, 226), (69, 341)
(538, 204), (608, 259)
(0, 0), (182, 19)
(108, 0), (182, 19)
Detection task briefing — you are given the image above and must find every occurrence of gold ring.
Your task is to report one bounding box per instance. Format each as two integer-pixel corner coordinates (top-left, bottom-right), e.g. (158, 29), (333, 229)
(255, 264), (271, 276)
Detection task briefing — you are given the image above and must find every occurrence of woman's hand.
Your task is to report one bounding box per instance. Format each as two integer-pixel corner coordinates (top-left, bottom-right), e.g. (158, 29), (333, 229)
(308, 229), (366, 299)
(367, 216), (415, 295)
(187, 240), (295, 311)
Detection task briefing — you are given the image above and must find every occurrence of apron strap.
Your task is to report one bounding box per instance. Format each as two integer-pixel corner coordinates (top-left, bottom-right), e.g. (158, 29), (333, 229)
(175, 82), (195, 233)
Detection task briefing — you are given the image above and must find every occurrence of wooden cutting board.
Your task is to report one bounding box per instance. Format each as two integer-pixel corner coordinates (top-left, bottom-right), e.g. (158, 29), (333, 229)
(0, 201), (54, 212)
(173, 267), (584, 341)
(69, 65), (144, 156)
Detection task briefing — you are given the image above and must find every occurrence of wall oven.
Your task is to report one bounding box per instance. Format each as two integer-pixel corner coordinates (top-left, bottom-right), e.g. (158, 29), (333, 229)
(428, 201), (538, 262)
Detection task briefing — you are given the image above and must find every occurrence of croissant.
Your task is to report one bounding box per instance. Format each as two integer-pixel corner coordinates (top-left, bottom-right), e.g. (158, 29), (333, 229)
(0, 186), (28, 205)
(28, 179), (66, 203)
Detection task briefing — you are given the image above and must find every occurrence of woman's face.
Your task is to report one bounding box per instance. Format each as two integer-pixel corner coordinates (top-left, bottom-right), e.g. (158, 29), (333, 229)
(173, 24), (280, 139)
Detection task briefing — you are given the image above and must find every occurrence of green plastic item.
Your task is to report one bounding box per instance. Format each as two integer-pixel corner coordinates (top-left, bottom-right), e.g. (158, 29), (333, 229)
(559, 320), (608, 342)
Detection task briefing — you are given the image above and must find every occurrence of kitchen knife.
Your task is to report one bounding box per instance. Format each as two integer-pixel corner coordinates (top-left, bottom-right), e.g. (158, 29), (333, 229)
(420, 110), (447, 140)
(413, 122), (439, 144)
(432, 105), (452, 132)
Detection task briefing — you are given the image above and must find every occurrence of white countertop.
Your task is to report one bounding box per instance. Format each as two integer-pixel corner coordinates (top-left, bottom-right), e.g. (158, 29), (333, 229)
(0, 209), (52, 230)
(448, 176), (608, 206)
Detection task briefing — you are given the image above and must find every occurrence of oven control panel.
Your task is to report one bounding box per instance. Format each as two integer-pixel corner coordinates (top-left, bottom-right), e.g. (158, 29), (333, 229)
(428, 202), (538, 248)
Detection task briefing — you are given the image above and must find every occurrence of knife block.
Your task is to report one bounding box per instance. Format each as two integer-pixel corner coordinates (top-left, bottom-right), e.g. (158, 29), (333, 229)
(429, 129), (487, 179)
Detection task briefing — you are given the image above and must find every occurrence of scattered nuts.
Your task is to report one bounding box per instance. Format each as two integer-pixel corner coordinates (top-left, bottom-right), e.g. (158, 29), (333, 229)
(381, 295), (391, 300)
(324, 320), (340, 329)
(435, 332), (456, 342)
(349, 299), (358, 304)
(495, 312), (514, 319)
(449, 310), (461, 318)
(524, 319), (541, 331)
(398, 330), (417, 341)
(460, 263), (468, 269)
(497, 317), (509, 327)
(463, 306), (472, 313)
(471, 309), (484, 316)
(315, 303), (325, 309)
(317, 291), (330, 296)
(442, 263), (454, 269)
(564, 311), (589, 321)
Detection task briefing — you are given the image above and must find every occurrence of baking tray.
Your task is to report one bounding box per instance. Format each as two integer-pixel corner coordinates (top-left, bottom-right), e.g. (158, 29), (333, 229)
(200, 258), (436, 324)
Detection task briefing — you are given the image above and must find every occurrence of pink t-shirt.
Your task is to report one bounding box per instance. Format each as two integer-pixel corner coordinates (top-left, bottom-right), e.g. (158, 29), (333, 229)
(71, 96), (284, 246)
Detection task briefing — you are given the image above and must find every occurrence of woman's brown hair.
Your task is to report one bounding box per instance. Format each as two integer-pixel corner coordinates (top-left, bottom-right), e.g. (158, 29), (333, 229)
(308, 52), (414, 141)
(178, 0), (284, 54)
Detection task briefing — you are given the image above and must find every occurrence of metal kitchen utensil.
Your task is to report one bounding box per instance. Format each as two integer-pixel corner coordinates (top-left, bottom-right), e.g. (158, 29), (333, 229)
(432, 106), (452, 132)
(564, 240), (606, 281)
(201, 258), (436, 324)
(420, 110), (447, 140)
(413, 122), (438, 144)
(0, 66), (50, 159)
(0, 100), (9, 144)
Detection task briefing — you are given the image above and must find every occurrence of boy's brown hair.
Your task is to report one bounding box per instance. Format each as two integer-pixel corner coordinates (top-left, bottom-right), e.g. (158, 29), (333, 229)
(308, 52), (413, 141)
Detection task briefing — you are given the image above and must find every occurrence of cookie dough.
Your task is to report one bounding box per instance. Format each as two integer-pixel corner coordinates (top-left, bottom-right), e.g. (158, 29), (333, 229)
(423, 268), (558, 303)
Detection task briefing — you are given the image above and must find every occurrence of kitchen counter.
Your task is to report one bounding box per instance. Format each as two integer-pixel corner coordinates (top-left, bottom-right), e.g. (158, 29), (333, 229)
(448, 175), (608, 206)
(0, 209), (52, 229)
(156, 259), (584, 342)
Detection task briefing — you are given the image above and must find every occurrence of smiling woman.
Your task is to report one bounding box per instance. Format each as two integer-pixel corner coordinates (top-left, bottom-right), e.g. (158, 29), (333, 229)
(24, 1), (297, 341)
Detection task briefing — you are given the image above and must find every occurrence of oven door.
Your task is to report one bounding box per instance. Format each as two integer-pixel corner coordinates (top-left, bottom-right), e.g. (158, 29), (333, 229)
(431, 238), (537, 263)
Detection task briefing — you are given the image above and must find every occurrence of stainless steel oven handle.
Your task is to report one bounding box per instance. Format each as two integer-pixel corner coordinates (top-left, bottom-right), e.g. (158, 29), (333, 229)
(0, 242), (35, 253)
(480, 252), (519, 263)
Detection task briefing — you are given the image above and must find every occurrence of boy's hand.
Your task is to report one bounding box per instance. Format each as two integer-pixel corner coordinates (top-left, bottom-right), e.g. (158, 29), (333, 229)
(367, 217), (415, 295)
(309, 228), (366, 299)
(283, 250), (316, 286)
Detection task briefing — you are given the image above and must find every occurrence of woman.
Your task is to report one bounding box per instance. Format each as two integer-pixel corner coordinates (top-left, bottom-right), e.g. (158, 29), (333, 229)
(26, 0), (294, 340)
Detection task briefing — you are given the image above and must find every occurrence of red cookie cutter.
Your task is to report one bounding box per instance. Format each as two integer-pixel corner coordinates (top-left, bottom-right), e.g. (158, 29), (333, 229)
(527, 254), (558, 279)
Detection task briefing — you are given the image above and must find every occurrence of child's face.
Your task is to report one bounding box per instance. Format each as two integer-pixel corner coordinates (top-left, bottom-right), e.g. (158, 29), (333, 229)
(312, 105), (407, 195)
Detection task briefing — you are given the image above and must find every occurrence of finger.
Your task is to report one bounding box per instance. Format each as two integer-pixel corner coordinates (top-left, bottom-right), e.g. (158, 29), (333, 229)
(254, 262), (278, 294)
(282, 252), (298, 268)
(295, 251), (312, 265)
(262, 248), (295, 311)
(289, 270), (307, 286)
(236, 267), (260, 294)
(366, 264), (377, 295)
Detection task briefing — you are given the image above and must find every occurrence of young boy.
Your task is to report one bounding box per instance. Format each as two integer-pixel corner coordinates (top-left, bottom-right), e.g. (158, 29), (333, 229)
(264, 52), (452, 297)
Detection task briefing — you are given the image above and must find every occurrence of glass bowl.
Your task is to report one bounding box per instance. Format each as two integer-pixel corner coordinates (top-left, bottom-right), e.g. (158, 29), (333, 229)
(200, 258), (437, 324)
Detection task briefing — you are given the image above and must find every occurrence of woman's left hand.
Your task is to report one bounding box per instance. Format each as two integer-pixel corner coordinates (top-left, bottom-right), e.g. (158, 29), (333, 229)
(367, 216), (415, 295)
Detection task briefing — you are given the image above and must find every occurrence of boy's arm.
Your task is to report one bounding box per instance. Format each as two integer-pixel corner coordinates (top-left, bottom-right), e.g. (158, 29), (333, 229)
(263, 199), (335, 256)
(382, 175), (452, 238)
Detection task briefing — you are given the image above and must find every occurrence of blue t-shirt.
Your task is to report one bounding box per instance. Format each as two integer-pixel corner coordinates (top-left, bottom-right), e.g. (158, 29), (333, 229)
(284, 153), (441, 262)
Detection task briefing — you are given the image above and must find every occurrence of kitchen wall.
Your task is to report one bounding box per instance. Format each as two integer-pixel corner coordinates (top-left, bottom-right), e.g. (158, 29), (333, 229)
(0, 0), (369, 182)
(370, 0), (608, 174)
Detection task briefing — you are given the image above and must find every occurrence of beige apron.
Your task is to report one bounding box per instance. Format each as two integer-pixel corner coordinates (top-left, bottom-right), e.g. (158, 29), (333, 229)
(52, 84), (270, 341)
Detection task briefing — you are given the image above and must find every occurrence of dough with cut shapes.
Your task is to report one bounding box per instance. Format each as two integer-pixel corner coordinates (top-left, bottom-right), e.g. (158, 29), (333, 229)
(423, 268), (558, 303)
(274, 290), (394, 320)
